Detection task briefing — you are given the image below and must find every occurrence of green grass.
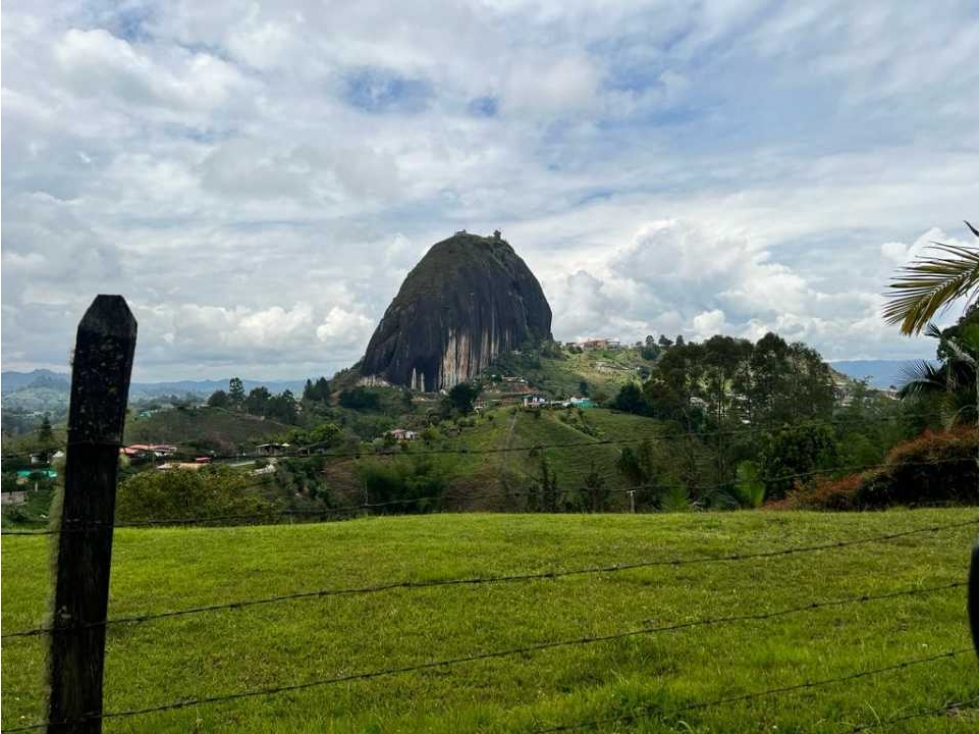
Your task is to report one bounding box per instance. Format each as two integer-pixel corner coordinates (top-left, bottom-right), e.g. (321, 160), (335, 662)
(491, 346), (650, 399)
(3, 510), (977, 732)
(429, 408), (664, 501)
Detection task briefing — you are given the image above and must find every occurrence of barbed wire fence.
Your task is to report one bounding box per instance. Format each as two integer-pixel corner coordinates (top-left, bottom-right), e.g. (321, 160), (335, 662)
(2, 297), (978, 733)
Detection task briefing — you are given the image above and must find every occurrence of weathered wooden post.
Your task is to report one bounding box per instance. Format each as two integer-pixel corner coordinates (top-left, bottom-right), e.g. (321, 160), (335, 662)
(47, 296), (137, 733)
(970, 542), (979, 662)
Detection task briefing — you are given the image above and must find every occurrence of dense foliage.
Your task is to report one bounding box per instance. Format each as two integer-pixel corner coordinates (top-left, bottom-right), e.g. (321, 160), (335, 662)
(781, 427), (979, 509)
(354, 456), (448, 513)
(613, 332), (836, 427)
(116, 465), (279, 523)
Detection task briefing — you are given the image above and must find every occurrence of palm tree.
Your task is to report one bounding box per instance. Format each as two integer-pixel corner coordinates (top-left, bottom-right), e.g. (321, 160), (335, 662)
(884, 221), (979, 335)
(898, 324), (978, 427)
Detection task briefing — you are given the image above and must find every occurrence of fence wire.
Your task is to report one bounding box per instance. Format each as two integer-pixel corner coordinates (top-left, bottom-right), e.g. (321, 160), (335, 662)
(3, 519), (975, 640)
(1, 583), (969, 732)
(533, 649), (973, 733)
(2, 458), (972, 537)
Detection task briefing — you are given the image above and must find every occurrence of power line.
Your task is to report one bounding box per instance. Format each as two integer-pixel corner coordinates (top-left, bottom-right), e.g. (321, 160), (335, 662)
(137, 409), (956, 463)
(0, 587), (967, 732)
(5, 519), (972, 640)
(0, 409), (950, 465)
(2, 458), (972, 536)
(532, 649), (972, 733)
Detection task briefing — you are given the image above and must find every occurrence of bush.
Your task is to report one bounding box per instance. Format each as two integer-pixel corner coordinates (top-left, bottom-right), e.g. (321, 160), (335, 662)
(782, 427), (979, 509)
(116, 465), (279, 523)
(355, 456), (448, 513)
(339, 387), (382, 411)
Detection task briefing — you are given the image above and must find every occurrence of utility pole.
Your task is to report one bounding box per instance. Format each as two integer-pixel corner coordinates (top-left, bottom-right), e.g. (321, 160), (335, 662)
(627, 489), (636, 513)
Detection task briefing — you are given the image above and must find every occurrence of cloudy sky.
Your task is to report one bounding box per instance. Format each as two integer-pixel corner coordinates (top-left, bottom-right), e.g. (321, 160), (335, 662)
(2, 0), (978, 381)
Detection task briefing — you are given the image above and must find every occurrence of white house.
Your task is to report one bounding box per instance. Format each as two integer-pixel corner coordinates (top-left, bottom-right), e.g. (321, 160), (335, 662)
(389, 428), (419, 441)
(522, 394), (548, 408)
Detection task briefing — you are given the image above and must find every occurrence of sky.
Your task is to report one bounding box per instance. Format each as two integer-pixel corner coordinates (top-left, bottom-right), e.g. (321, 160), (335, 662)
(2, 0), (978, 381)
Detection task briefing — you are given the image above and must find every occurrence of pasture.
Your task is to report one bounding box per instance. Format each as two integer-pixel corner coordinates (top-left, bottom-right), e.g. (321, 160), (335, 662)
(2, 510), (977, 732)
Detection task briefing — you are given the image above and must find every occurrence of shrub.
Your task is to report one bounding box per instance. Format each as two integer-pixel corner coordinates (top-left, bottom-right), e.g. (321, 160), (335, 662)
(339, 387), (382, 411)
(116, 465), (279, 523)
(782, 427), (979, 509)
(355, 456), (448, 513)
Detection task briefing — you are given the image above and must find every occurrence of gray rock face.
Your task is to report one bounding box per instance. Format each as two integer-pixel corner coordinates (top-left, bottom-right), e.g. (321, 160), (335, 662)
(361, 232), (552, 391)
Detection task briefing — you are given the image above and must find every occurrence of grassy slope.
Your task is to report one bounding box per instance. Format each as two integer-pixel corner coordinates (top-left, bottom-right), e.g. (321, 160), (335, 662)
(123, 407), (289, 453)
(3, 510), (977, 733)
(491, 347), (650, 399)
(356, 408), (670, 508)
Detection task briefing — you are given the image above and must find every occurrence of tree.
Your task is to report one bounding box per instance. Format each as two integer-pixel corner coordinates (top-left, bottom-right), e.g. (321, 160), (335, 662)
(35, 414), (58, 461)
(447, 383), (480, 415)
(245, 386), (271, 416)
(899, 317), (979, 427)
(303, 377), (331, 403)
(884, 221), (979, 335)
(734, 460), (765, 508)
(339, 387), (381, 410)
(611, 382), (651, 416)
(658, 335), (674, 349)
(578, 380), (590, 397)
(645, 334), (656, 348)
(207, 389), (230, 408)
(116, 465), (278, 523)
(266, 390), (299, 424)
(580, 464), (609, 512)
(617, 439), (664, 508)
(675, 335), (686, 347)
(536, 453), (560, 512)
(640, 343), (660, 361)
(287, 422), (341, 449)
(228, 377), (245, 407)
(759, 422), (839, 499)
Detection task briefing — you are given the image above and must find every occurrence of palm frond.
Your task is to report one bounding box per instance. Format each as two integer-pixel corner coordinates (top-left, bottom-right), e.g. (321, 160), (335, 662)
(940, 333), (978, 367)
(883, 225), (979, 335)
(896, 359), (946, 398)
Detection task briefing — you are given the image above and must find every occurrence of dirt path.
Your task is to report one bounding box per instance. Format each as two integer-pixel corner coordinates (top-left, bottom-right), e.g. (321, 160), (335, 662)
(502, 410), (518, 470)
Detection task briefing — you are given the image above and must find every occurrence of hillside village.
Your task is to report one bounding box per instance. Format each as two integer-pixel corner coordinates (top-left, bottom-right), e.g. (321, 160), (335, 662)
(2, 328), (921, 527)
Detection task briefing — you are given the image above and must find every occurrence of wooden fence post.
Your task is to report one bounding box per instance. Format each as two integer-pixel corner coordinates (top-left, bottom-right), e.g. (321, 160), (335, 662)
(970, 542), (979, 662)
(47, 296), (137, 733)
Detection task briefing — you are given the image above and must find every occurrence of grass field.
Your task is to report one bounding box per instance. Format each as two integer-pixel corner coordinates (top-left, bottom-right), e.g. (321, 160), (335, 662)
(433, 408), (667, 502)
(2, 510), (978, 732)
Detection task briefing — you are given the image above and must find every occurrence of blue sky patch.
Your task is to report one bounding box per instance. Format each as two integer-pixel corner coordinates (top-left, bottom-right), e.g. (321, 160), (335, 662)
(342, 68), (433, 114)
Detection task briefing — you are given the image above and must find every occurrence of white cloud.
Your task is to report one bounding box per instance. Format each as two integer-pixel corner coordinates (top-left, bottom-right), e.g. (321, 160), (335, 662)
(2, 0), (977, 379)
(54, 28), (248, 111)
(316, 307), (375, 351)
(501, 56), (601, 117)
(692, 309), (728, 339)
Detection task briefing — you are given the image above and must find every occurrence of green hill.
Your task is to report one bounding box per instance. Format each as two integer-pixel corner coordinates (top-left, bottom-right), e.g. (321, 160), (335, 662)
(3, 510), (975, 732)
(124, 406), (291, 454)
(489, 344), (651, 400)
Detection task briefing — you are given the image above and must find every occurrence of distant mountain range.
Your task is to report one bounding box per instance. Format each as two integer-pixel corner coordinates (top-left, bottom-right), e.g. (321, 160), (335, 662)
(1, 359), (932, 411)
(830, 360), (934, 390)
(1, 370), (309, 402)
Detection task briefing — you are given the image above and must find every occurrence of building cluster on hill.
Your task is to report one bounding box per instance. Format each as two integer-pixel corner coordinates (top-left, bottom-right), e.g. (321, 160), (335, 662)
(522, 394), (595, 409)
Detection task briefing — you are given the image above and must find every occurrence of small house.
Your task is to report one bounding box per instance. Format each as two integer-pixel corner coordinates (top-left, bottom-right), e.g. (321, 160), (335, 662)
(523, 394), (548, 408)
(389, 428), (419, 441)
(257, 442), (290, 457)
